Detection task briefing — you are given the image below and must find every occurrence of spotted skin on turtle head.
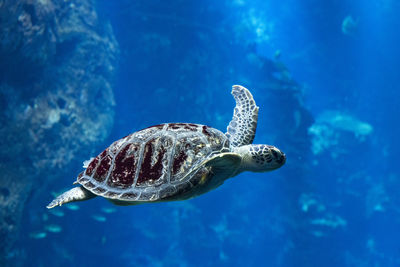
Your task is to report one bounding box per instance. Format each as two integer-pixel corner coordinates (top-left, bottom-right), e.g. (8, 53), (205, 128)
(249, 144), (286, 170)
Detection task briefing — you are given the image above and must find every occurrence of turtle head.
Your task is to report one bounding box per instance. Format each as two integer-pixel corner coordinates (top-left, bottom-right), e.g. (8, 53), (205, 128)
(235, 144), (286, 173)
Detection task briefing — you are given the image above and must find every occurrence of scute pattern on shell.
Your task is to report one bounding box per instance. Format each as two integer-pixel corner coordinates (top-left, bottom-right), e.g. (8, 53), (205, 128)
(77, 123), (229, 201)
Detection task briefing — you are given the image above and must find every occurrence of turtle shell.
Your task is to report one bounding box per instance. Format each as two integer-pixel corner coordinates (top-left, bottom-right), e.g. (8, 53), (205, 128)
(77, 123), (230, 202)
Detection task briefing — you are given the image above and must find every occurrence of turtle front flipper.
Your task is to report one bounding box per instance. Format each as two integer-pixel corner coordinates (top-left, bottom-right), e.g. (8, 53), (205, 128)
(204, 152), (242, 178)
(226, 85), (259, 147)
(46, 186), (96, 209)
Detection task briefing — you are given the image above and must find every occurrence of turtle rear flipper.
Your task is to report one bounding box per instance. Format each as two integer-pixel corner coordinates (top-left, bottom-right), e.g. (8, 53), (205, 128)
(226, 85), (259, 147)
(47, 186), (96, 209)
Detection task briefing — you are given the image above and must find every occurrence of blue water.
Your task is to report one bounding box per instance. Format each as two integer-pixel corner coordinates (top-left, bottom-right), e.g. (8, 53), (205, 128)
(15, 0), (400, 266)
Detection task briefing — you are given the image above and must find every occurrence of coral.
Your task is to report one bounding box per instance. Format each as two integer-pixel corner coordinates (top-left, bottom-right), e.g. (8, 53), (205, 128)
(308, 110), (373, 156)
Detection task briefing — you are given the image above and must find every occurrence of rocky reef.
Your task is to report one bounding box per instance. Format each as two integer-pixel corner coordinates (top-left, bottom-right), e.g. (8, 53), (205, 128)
(0, 0), (119, 263)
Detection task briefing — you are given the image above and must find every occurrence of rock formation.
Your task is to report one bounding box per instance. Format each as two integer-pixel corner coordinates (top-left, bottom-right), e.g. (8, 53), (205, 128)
(0, 0), (119, 264)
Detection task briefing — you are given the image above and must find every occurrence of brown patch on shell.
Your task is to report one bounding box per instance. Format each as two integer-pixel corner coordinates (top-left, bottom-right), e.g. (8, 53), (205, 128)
(202, 125), (212, 137)
(108, 143), (139, 188)
(93, 155), (112, 182)
(85, 157), (98, 176)
(105, 191), (118, 198)
(137, 138), (167, 185)
(121, 192), (139, 199)
(167, 123), (198, 131)
(93, 187), (106, 194)
(172, 150), (188, 175)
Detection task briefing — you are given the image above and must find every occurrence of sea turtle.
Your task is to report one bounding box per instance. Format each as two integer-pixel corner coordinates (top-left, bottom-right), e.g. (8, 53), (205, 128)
(47, 85), (285, 209)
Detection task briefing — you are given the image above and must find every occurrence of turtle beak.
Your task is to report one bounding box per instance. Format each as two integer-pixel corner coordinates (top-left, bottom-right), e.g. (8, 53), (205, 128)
(279, 152), (286, 165)
(270, 147), (286, 166)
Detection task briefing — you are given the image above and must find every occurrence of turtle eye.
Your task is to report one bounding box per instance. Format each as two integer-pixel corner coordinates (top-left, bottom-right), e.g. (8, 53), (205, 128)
(271, 149), (278, 158)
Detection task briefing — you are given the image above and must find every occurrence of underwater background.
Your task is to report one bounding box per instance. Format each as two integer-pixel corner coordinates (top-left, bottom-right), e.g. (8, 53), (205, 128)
(1, 0), (399, 266)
